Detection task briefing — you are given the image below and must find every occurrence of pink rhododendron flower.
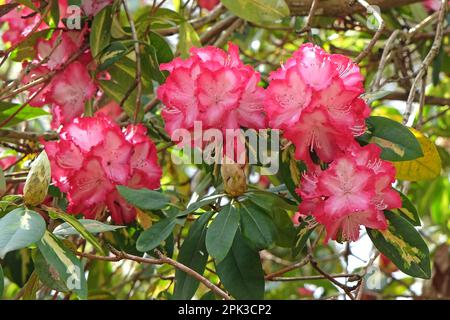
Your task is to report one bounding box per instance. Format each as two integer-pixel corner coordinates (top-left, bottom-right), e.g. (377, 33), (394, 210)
(157, 42), (266, 138)
(297, 143), (401, 242)
(47, 62), (97, 128)
(265, 43), (370, 169)
(198, 0), (220, 11)
(36, 29), (88, 70)
(0, 2), (44, 46)
(0, 0), (68, 46)
(44, 115), (162, 224)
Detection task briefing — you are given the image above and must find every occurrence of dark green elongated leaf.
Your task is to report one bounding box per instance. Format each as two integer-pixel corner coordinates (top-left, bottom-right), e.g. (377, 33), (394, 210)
(0, 264), (4, 298)
(136, 218), (177, 252)
(221, 0), (290, 24)
(392, 191), (421, 226)
(148, 31), (174, 63)
(292, 216), (316, 257)
(277, 149), (302, 202)
(239, 202), (276, 250)
(270, 208), (296, 248)
(367, 211), (431, 279)
(90, 5), (113, 58)
(142, 43), (166, 84)
(37, 231), (88, 299)
(0, 167), (6, 196)
(0, 102), (49, 127)
(178, 21), (200, 58)
(367, 116), (423, 161)
(117, 186), (170, 211)
(0, 207), (46, 259)
(216, 230), (265, 300)
(98, 41), (133, 71)
(247, 192), (297, 247)
(47, 210), (106, 255)
(32, 249), (68, 292)
(173, 212), (213, 300)
(179, 194), (224, 217)
(53, 219), (125, 237)
(206, 205), (240, 261)
(44, 0), (60, 28)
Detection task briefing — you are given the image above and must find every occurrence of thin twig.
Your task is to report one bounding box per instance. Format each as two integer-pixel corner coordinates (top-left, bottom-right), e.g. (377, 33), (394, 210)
(354, 0), (385, 64)
(76, 246), (232, 300)
(404, 0), (447, 126)
(122, 0), (143, 123)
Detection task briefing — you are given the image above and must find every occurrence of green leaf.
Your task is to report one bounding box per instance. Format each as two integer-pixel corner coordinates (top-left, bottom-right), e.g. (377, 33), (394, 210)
(392, 191), (421, 226)
(179, 194), (224, 217)
(0, 102), (49, 127)
(0, 167), (6, 196)
(206, 204), (240, 262)
(173, 212), (213, 300)
(32, 249), (68, 292)
(0, 264), (4, 298)
(270, 208), (297, 248)
(178, 22), (201, 58)
(48, 211), (106, 255)
(293, 216), (316, 257)
(367, 116), (423, 161)
(367, 211), (431, 279)
(142, 43), (166, 84)
(53, 219), (125, 237)
(277, 149), (302, 202)
(216, 230), (265, 300)
(44, 0), (60, 28)
(221, 0), (290, 24)
(90, 5), (113, 58)
(0, 207), (46, 259)
(239, 202), (276, 250)
(37, 231), (88, 299)
(98, 41), (133, 71)
(136, 218), (177, 252)
(117, 186), (170, 211)
(148, 31), (174, 63)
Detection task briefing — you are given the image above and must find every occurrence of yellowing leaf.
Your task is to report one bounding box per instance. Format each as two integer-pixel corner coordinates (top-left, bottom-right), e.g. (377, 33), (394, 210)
(394, 128), (441, 181)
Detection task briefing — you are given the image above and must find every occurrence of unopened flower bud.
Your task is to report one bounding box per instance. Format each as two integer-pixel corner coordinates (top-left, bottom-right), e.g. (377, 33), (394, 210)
(23, 151), (51, 206)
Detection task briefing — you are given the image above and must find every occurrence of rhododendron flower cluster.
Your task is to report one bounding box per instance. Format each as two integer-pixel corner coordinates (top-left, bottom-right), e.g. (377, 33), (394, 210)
(44, 116), (162, 224)
(0, 0), (68, 46)
(297, 143), (401, 242)
(265, 43), (370, 169)
(157, 43), (266, 138)
(1, 1), (111, 128)
(24, 28), (98, 128)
